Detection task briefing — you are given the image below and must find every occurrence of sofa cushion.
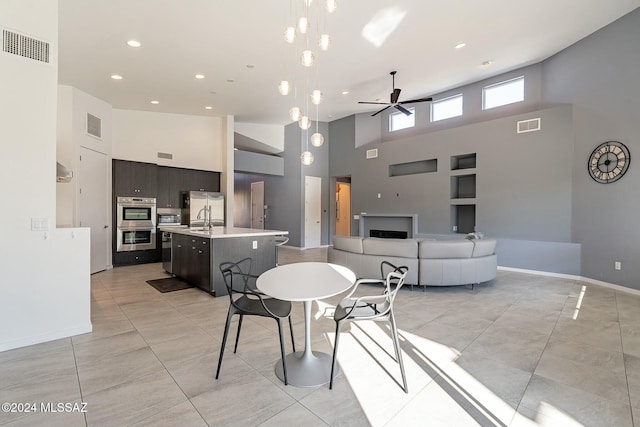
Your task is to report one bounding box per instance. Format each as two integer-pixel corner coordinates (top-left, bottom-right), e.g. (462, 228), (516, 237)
(362, 237), (418, 258)
(332, 235), (364, 254)
(419, 240), (473, 259)
(472, 239), (497, 257)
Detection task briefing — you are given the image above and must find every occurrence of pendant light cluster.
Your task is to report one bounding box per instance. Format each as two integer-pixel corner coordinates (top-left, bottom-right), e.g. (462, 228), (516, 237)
(279, 0), (337, 165)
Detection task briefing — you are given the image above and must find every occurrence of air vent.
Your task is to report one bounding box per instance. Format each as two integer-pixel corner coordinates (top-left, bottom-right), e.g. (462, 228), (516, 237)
(366, 148), (378, 159)
(87, 113), (102, 139)
(517, 117), (541, 134)
(157, 152), (173, 160)
(2, 28), (50, 63)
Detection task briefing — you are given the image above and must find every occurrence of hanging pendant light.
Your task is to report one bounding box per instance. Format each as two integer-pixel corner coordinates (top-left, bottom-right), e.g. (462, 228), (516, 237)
(284, 26), (296, 43)
(278, 80), (290, 95)
(289, 106), (301, 121)
(301, 50), (315, 67)
(318, 34), (331, 51)
(301, 150), (314, 165)
(326, 0), (337, 13)
(310, 132), (324, 147)
(299, 115), (311, 129)
(297, 16), (309, 34)
(311, 90), (323, 105)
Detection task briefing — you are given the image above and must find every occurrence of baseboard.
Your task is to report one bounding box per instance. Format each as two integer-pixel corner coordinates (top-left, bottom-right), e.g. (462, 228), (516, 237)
(497, 266), (640, 296)
(0, 323), (93, 352)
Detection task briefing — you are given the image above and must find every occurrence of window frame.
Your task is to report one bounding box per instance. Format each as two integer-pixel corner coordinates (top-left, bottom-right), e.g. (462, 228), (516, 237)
(482, 76), (525, 110)
(388, 107), (416, 132)
(430, 93), (464, 122)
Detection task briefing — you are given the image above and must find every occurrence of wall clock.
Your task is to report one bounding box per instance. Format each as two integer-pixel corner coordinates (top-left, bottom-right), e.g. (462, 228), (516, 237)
(588, 141), (630, 184)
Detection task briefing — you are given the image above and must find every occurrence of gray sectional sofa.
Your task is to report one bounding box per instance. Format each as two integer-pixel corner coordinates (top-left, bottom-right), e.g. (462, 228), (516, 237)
(327, 235), (497, 288)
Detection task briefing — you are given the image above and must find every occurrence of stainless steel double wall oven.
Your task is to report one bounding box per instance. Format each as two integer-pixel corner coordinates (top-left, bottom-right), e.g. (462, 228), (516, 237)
(116, 196), (157, 252)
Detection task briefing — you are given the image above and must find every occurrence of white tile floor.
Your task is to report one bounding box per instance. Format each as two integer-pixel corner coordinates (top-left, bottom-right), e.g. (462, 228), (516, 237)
(1, 246), (640, 426)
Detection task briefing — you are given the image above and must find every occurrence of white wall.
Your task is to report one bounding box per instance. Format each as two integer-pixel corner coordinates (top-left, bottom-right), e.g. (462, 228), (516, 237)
(0, 0), (92, 351)
(112, 109), (224, 172)
(57, 85), (113, 227)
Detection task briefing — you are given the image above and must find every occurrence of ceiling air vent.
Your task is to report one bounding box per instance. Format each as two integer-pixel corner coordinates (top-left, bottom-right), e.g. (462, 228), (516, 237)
(517, 117), (541, 134)
(2, 28), (50, 63)
(157, 152), (173, 160)
(87, 113), (102, 139)
(366, 148), (378, 159)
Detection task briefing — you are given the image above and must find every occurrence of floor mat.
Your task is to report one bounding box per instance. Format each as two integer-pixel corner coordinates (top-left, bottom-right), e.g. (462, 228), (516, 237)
(146, 277), (194, 293)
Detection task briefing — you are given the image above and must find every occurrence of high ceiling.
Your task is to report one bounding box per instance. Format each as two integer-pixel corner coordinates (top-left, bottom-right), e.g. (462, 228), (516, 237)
(58, 0), (640, 125)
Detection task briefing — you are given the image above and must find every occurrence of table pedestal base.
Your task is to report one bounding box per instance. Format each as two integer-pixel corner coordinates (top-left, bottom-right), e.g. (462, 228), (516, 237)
(275, 351), (339, 387)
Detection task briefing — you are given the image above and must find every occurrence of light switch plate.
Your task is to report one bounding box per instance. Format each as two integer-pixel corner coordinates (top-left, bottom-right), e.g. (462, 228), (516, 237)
(252, 240), (258, 249)
(31, 217), (49, 231)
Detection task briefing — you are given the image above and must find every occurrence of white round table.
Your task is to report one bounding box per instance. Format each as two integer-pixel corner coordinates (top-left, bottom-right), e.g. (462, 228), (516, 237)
(256, 262), (356, 387)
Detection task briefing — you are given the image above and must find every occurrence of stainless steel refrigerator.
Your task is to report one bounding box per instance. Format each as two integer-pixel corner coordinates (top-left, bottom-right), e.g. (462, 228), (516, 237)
(182, 191), (225, 228)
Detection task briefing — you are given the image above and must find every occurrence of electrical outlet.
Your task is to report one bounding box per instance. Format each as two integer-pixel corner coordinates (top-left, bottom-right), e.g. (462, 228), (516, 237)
(252, 240), (258, 249)
(377, 193), (381, 199)
(452, 225), (458, 232)
(615, 261), (621, 271)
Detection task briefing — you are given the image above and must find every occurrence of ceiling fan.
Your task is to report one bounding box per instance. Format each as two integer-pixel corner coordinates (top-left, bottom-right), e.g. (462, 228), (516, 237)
(359, 71), (433, 117)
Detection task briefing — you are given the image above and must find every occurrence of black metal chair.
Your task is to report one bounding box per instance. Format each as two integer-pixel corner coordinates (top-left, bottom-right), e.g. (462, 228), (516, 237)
(216, 258), (296, 384)
(330, 261), (409, 392)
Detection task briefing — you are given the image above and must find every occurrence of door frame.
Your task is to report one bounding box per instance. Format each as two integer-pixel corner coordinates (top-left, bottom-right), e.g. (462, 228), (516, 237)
(304, 175), (322, 248)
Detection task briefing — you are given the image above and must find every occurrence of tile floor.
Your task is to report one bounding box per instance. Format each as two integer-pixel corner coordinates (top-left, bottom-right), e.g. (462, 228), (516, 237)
(1, 246), (640, 426)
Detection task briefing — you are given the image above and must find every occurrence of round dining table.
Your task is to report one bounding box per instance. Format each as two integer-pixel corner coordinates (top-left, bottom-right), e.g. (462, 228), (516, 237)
(256, 262), (356, 387)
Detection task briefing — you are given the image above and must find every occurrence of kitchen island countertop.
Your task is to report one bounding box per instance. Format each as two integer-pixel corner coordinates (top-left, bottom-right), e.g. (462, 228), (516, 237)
(159, 226), (288, 239)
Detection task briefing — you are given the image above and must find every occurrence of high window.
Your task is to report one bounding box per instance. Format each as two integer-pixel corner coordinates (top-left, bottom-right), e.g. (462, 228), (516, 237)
(482, 76), (524, 110)
(389, 107), (415, 131)
(431, 94), (463, 122)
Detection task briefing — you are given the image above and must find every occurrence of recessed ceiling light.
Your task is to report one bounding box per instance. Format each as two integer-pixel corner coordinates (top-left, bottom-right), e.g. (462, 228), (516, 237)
(481, 60), (492, 67)
(150, 100), (159, 104)
(341, 91), (349, 95)
(226, 79), (235, 83)
(111, 74), (123, 80)
(455, 43), (466, 49)
(195, 74), (205, 79)
(205, 106), (213, 110)
(127, 40), (141, 47)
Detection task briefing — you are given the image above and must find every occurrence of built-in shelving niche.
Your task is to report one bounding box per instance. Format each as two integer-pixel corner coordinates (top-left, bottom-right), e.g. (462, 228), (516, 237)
(450, 153), (477, 234)
(389, 158), (437, 177)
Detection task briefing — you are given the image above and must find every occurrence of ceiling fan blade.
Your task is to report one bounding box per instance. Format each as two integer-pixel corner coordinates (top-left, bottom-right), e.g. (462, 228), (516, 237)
(371, 105), (392, 117)
(398, 97), (433, 105)
(391, 88), (401, 104)
(358, 101), (390, 105)
(394, 104), (412, 116)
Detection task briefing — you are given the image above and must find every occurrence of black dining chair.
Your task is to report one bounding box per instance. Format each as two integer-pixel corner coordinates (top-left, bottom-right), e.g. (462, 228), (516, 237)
(330, 261), (409, 392)
(216, 258), (296, 384)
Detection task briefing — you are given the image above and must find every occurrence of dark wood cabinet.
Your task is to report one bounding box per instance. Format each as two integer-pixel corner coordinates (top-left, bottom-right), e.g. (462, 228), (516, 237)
(113, 159), (157, 197)
(156, 166), (220, 208)
(172, 234), (211, 290)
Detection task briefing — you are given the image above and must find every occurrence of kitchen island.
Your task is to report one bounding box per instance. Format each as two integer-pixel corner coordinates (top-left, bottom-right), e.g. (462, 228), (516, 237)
(161, 227), (288, 296)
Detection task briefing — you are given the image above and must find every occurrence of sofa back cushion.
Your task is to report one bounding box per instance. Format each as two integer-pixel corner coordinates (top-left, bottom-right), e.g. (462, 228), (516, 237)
(362, 237), (418, 258)
(419, 240), (473, 259)
(472, 239), (497, 257)
(332, 235), (364, 254)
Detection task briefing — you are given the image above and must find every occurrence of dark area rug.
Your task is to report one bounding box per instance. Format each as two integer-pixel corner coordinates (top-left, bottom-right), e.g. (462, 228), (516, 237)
(146, 277), (194, 293)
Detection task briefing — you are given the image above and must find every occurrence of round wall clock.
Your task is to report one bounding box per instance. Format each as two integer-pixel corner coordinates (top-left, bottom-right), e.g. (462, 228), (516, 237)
(588, 141), (630, 184)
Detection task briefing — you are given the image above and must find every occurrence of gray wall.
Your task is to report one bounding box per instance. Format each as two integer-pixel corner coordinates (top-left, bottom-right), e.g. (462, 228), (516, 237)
(326, 8), (640, 290)
(542, 8), (640, 288)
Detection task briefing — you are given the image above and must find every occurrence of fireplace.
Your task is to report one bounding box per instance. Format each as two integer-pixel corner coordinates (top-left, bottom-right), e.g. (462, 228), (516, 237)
(370, 229), (408, 239)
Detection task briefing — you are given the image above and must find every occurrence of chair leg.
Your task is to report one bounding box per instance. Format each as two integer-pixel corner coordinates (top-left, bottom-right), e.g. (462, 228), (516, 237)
(329, 320), (342, 390)
(288, 316), (296, 353)
(216, 309), (234, 380)
(276, 319), (288, 385)
(390, 314), (408, 393)
(233, 314), (244, 353)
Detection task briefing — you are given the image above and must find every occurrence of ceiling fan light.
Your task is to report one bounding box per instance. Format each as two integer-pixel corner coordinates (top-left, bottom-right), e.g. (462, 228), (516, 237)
(297, 17), (309, 34)
(278, 80), (290, 95)
(299, 115), (311, 129)
(301, 151), (314, 165)
(300, 50), (315, 67)
(310, 132), (324, 147)
(326, 0), (337, 13)
(284, 26), (296, 44)
(318, 34), (331, 51)
(289, 106), (301, 121)
(311, 90), (323, 105)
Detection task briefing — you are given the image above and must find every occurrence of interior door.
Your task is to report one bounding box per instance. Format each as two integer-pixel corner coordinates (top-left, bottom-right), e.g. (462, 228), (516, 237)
(336, 182), (351, 236)
(78, 146), (110, 273)
(251, 181), (265, 229)
(305, 176), (322, 248)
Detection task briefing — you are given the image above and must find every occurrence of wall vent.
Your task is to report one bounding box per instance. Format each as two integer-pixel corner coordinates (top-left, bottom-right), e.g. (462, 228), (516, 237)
(517, 117), (541, 134)
(87, 113), (102, 139)
(2, 28), (50, 63)
(366, 148), (378, 159)
(157, 152), (173, 160)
